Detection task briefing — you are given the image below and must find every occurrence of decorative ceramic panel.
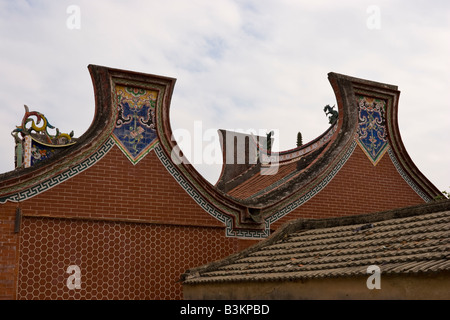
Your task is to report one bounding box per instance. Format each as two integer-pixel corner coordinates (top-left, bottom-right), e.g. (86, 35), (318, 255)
(30, 140), (58, 166)
(356, 96), (389, 165)
(112, 86), (159, 164)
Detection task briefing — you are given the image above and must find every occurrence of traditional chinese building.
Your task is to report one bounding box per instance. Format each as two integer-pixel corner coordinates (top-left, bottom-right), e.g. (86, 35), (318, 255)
(0, 66), (442, 299)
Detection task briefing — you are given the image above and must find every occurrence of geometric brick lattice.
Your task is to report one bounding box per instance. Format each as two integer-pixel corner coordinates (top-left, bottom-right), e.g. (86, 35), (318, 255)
(17, 217), (238, 300)
(154, 141), (358, 239)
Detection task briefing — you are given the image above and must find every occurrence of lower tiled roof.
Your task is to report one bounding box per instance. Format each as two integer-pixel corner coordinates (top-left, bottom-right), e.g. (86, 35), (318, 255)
(182, 200), (450, 284)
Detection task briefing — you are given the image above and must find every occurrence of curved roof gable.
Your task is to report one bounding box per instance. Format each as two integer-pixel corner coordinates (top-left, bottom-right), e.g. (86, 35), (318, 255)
(213, 73), (441, 223)
(0, 66), (442, 239)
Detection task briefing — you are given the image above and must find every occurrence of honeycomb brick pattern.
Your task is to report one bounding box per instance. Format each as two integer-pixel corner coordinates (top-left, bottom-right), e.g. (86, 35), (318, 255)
(17, 216), (240, 300)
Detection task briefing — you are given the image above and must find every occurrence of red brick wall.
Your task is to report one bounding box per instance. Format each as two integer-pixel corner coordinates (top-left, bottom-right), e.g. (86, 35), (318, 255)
(272, 145), (425, 229)
(0, 203), (19, 299)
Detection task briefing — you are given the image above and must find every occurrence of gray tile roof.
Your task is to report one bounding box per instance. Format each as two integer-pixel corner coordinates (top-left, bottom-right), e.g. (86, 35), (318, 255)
(182, 200), (450, 284)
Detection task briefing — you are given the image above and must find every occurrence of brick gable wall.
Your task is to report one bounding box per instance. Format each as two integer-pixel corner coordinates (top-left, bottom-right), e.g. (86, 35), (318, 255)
(271, 145), (425, 229)
(0, 139), (429, 300)
(0, 144), (249, 300)
(0, 140), (429, 299)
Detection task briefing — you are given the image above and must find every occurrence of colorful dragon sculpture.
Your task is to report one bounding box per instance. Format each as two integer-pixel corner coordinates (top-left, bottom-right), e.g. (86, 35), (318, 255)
(11, 105), (74, 145)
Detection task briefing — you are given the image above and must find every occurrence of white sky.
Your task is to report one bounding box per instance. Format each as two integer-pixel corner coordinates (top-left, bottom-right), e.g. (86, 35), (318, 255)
(0, 0), (448, 192)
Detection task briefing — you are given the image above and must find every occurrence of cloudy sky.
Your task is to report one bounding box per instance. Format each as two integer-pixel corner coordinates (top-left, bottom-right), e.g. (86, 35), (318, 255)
(0, 0), (448, 192)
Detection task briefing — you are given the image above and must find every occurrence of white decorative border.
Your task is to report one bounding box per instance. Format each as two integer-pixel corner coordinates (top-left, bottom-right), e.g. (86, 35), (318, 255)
(388, 148), (432, 202)
(0, 138), (115, 203)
